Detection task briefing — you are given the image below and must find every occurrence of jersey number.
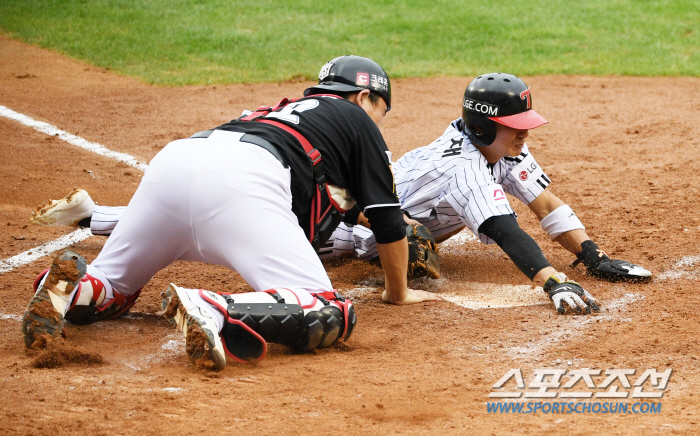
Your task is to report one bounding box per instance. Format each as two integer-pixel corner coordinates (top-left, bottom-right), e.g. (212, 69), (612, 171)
(265, 100), (320, 124)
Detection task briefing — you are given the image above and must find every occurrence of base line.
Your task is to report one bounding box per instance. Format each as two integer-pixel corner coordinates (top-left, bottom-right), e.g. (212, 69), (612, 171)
(0, 105), (148, 172)
(0, 229), (93, 274)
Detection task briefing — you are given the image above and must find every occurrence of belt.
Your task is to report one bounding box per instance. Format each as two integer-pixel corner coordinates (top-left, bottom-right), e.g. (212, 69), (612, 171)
(191, 129), (289, 168)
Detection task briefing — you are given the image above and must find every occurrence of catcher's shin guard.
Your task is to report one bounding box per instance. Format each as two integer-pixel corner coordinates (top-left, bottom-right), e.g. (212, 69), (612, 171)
(200, 289), (356, 363)
(22, 250), (87, 348)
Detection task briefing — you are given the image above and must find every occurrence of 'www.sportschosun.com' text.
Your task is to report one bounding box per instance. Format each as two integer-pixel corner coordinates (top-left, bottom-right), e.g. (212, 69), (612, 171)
(486, 402), (662, 414)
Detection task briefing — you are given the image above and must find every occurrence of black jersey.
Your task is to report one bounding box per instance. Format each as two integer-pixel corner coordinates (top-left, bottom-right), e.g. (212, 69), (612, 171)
(215, 95), (400, 237)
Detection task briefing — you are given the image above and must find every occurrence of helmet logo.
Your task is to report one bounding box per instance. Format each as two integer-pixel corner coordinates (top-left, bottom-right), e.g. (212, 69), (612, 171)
(519, 170), (528, 181)
(520, 88), (531, 109)
(356, 72), (369, 86)
(319, 61), (334, 81)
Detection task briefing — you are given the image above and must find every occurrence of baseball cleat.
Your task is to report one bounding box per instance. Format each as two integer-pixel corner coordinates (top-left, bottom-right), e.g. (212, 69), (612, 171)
(22, 250), (87, 349)
(161, 284), (226, 371)
(29, 188), (95, 226)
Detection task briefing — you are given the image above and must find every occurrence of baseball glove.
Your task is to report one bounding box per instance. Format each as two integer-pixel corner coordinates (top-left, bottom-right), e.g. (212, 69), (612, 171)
(406, 223), (441, 279)
(572, 240), (652, 282)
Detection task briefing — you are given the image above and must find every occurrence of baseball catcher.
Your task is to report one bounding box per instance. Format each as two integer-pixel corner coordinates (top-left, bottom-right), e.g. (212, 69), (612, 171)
(22, 56), (443, 373)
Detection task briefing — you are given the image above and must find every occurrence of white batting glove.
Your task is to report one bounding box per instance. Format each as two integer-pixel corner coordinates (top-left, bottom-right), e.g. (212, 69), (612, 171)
(543, 273), (600, 315)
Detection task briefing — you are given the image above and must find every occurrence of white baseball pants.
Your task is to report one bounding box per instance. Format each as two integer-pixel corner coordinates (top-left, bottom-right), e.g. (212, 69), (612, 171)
(90, 130), (333, 307)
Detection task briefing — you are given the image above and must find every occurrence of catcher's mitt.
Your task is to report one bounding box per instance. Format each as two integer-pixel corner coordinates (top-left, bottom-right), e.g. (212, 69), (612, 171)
(406, 223), (441, 279)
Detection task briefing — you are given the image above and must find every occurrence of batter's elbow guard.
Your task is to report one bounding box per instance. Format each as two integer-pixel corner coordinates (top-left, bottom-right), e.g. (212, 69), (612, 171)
(200, 289), (356, 363)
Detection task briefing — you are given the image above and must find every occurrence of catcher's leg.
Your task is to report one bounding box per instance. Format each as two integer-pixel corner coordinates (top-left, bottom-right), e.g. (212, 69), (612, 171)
(90, 206), (127, 236)
(27, 187), (127, 236)
(63, 264), (141, 326)
(180, 136), (357, 361)
(186, 133), (338, 299)
(193, 288), (356, 364)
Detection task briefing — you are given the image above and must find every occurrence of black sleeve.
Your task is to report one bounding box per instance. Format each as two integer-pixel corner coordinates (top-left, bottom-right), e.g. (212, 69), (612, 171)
(364, 206), (405, 244)
(478, 214), (551, 281)
(342, 204), (362, 226)
(349, 115), (401, 211)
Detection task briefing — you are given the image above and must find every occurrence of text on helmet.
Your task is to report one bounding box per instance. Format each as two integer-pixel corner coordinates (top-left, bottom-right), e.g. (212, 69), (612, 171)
(463, 98), (499, 116)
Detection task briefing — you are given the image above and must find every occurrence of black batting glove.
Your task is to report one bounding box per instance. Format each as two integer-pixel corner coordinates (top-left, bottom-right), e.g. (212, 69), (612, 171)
(574, 240), (652, 282)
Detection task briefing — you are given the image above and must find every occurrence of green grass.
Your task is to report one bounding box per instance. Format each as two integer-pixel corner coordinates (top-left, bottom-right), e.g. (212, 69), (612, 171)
(0, 0), (698, 84)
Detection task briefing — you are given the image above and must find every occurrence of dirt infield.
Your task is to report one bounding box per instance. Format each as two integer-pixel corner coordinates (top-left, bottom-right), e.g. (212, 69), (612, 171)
(2, 34), (700, 435)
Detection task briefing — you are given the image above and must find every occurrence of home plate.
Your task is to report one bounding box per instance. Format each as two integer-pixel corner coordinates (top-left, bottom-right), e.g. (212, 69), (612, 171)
(441, 282), (550, 309)
(345, 282), (550, 309)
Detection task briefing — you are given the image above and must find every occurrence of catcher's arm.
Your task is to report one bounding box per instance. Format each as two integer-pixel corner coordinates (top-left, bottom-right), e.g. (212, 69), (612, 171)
(350, 205), (420, 228)
(354, 206), (441, 280)
(376, 238), (442, 304)
(364, 207), (442, 305)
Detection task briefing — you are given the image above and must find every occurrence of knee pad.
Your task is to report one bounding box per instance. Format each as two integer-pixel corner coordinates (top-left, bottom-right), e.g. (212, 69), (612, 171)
(200, 289), (356, 364)
(287, 290), (356, 351)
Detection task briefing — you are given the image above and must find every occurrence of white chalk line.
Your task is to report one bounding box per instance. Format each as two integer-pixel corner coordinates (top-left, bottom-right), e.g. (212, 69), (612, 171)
(658, 255), (700, 281)
(0, 105), (148, 172)
(0, 104), (149, 274)
(0, 228), (92, 274)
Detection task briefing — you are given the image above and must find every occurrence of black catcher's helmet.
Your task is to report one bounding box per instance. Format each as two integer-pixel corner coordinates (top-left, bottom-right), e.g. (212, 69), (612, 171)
(304, 55), (392, 110)
(462, 73), (547, 146)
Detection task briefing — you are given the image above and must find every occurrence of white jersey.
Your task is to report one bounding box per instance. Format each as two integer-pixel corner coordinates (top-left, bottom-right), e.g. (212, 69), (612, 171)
(395, 119), (550, 244)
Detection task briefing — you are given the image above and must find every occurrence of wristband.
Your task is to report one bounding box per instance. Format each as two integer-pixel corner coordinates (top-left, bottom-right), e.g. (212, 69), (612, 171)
(540, 205), (584, 240)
